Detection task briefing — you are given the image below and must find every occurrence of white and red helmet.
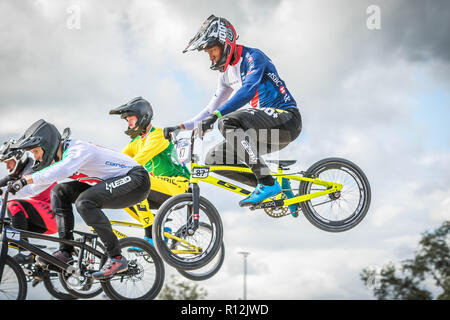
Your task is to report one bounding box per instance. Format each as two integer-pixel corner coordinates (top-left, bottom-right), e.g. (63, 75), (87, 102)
(0, 139), (29, 176)
(183, 15), (237, 72)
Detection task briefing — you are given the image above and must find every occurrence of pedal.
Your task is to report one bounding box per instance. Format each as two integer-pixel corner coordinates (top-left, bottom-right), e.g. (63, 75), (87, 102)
(32, 279), (41, 287)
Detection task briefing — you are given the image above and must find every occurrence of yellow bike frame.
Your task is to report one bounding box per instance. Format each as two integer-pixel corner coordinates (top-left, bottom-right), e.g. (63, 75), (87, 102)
(92, 198), (204, 256)
(190, 163), (343, 208)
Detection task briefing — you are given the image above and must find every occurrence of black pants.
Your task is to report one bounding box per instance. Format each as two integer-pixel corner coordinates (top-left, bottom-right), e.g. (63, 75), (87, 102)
(51, 166), (151, 257)
(206, 107), (302, 186)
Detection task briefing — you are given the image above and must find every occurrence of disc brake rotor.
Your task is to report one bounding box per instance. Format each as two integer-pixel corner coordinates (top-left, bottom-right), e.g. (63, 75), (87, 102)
(264, 193), (291, 218)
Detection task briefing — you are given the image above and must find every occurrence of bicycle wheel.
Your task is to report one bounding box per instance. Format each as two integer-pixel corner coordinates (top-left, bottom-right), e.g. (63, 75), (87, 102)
(101, 237), (164, 300)
(299, 157), (371, 232)
(152, 193), (223, 270)
(177, 222), (225, 281)
(0, 256), (27, 300)
(58, 241), (105, 299)
(43, 273), (77, 300)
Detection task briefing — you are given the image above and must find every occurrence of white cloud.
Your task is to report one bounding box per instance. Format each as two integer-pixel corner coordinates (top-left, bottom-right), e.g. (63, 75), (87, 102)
(0, 0), (449, 300)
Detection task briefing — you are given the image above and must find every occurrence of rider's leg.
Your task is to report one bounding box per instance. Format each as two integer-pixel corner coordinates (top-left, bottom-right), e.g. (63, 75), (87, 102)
(205, 141), (258, 187)
(75, 166), (150, 257)
(51, 181), (90, 254)
(143, 176), (187, 245)
(75, 167), (150, 280)
(8, 202), (32, 261)
(8, 201), (30, 233)
(8, 207), (35, 264)
(18, 199), (58, 235)
(8, 200), (57, 263)
(217, 107), (302, 205)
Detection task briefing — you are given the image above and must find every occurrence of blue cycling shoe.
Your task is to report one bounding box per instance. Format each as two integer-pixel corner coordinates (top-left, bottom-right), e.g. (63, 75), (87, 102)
(128, 236), (154, 252)
(127, 227), (172, 252)
(239, 181), (282, 207)
(281, 178), (298, 217)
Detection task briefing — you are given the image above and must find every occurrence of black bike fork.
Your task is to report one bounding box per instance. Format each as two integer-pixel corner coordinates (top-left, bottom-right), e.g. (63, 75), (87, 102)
(188, 183), (200, 232)
(0, 230), (10, 282)
(0, 184), (11, 283)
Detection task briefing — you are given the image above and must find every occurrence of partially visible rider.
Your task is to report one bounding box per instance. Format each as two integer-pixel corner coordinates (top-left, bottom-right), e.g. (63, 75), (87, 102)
(10, 119), (151, 280)
(164, 15), (302, 209)
(0, 139), (57, 264)
(110, 97), (190, 246)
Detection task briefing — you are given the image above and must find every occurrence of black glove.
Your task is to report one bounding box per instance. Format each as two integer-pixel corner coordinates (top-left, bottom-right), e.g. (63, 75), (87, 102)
(9, 178), (27, 194)
(201, 114), (218, 135)
(163, 125), (181, 141)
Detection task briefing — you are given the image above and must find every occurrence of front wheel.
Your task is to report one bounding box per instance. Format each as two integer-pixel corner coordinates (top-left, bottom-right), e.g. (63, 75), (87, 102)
(299, 157), (371, 232)
(152, 193), (223, 270)
(0, 255), (27, 300)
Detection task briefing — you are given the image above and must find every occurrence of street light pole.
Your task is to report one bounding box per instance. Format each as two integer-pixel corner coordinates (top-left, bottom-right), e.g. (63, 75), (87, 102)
(238, 252), (250, 300)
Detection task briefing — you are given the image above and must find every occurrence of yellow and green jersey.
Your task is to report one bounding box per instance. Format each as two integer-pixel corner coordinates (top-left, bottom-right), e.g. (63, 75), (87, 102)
(122, 126), (190, 180)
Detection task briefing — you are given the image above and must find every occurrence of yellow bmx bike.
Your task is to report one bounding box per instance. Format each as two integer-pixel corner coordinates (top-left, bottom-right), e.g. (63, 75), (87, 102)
(152, 128), (371, 270)
(106, 200), (225, 281)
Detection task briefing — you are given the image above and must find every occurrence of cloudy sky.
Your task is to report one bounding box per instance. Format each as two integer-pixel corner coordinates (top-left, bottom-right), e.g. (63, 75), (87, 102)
(0, 0), (449, 300)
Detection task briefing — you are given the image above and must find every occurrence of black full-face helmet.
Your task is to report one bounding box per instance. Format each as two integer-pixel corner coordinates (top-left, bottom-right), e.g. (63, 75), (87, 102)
(12, 119), (68, 171)
(0, 139), (29, 177)
(109, 97), (154, 139)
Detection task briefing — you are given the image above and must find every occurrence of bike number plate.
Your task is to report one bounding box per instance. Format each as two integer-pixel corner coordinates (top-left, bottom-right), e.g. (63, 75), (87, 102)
(176, 139), (191, 165)
(5, 227), (21, 241)
(192, 167), (209, 179)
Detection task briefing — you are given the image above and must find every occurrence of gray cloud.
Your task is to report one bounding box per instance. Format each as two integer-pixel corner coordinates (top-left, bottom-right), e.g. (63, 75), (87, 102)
(0, 0), (449, 300)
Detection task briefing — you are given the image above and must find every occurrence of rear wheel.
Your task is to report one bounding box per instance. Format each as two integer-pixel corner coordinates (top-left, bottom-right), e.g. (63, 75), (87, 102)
(58, 240), (105, 299)
(177, 222), (225, 281)
(299, 157), (371, 232)
(43, 273), (77, 300)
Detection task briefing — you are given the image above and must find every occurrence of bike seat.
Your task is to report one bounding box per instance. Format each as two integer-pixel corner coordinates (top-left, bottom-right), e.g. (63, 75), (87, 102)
(266, 160), (297, 168)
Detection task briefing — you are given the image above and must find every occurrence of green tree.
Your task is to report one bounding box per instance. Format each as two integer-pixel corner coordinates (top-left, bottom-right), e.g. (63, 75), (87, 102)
(158, 274), (208, 300)
(361, 220), (450, 300)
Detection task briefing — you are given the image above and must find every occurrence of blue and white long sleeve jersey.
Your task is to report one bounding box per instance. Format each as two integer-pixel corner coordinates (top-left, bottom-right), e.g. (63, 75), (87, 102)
(182, 45), (298, 130)
(32, 140), (141, 185)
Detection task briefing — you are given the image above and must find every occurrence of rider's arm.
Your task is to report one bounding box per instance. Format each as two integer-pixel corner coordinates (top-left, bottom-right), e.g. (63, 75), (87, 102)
(31, 143), (90, 185)
(182, 74), (233, 130)
(132, 128), (169, 166)
(6, 183), (54, 200)
(217, 50), (266, 116)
